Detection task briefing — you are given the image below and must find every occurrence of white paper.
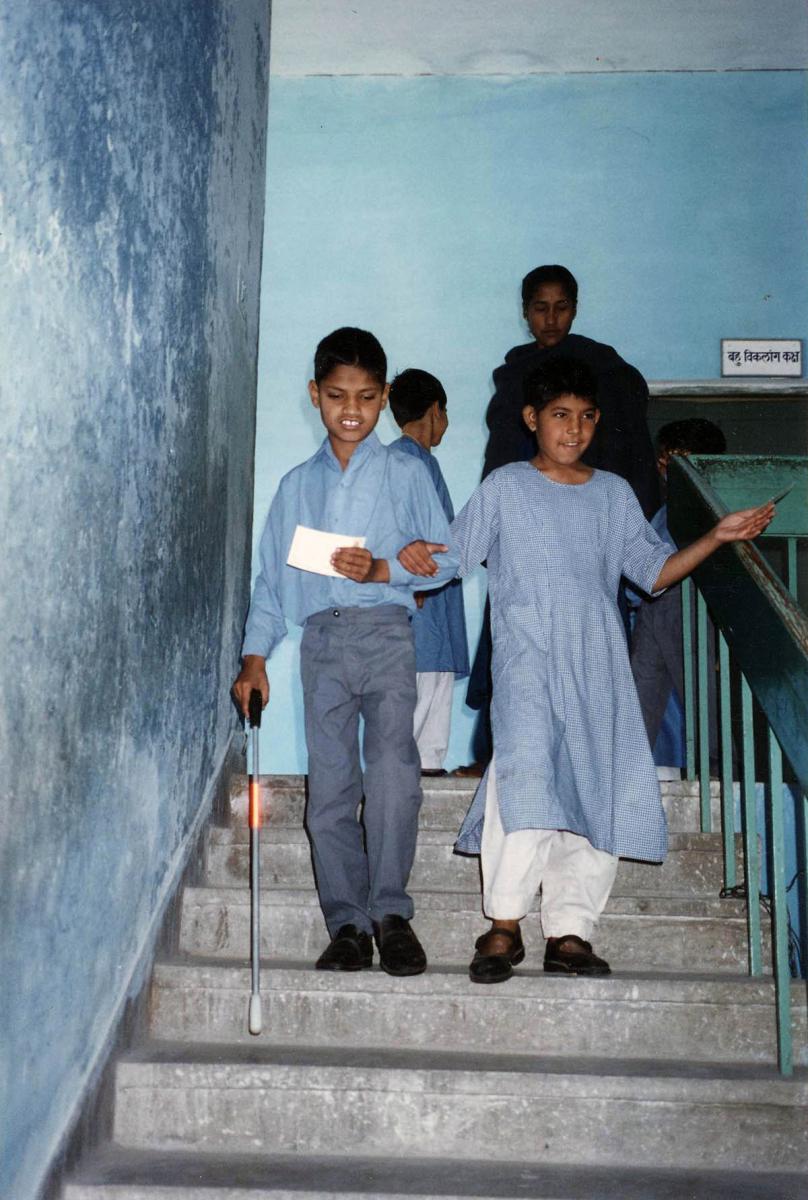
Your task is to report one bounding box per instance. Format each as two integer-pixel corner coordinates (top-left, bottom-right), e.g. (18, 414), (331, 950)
(286, 525), (366, 577)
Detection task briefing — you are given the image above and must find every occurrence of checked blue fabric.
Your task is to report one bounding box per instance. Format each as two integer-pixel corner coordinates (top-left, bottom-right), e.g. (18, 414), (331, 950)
(451, 464), (674, 863)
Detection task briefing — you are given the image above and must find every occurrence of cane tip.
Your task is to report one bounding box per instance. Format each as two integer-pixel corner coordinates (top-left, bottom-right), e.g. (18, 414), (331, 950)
(248, 994), (263, 1036)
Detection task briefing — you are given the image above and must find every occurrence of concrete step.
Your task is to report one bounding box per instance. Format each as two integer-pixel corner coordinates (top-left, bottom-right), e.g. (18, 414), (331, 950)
(206, 825), (746, 897)
(178, 886), (765, 973)
(110, 1043), (808, 1171)
(149, 961), (807, 1066)
(63, 1144), (808, 1200)
(228, 774), (724, 835)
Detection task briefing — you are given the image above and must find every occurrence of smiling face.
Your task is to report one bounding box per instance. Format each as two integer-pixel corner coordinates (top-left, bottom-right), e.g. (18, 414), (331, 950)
(524, 282), (577, 349)
(309, 364), (389, 468)
(523, 392), (599, 477)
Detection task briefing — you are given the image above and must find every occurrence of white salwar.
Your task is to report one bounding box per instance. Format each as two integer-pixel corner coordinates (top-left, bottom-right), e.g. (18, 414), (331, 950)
(413, 671), (454, 770)
(481, 757), (618, 941)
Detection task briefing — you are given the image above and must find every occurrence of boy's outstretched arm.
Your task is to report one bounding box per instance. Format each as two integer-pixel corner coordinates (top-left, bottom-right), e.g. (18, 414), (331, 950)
(653, 501), (774, 592)
(232, 655), (269, 716)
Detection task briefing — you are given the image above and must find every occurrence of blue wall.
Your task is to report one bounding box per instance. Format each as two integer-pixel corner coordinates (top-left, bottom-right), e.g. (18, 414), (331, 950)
(254, 70), (807, 773)
(0, 3), (269, 1196)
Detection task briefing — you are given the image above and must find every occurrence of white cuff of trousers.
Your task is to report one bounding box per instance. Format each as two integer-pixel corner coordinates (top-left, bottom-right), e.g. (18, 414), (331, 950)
(413, 671), (453, 769)
(480, 756), (618, 937)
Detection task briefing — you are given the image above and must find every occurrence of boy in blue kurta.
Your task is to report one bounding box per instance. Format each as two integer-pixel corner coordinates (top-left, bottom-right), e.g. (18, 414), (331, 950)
(400, 358), (773, 983)
(387, 369), (469, 776)
(232, 329), (456, 977)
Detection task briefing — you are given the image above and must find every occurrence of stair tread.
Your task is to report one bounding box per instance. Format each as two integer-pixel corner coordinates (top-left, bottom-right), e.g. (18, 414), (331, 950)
(229, 773), (718, 794)
(210, 825), (737, 849)
(153, 958), (783, 999)
(66, 1145), (808, 1199)
(181, 884), (748, 918)
(118, 1038), (808, 1097)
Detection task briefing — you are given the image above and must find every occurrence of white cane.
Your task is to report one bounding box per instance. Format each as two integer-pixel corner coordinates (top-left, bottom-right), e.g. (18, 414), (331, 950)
(247, 689), (263, 1035)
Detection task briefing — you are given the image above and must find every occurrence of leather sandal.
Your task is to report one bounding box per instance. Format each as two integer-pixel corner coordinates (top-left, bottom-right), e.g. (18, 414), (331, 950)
(543, 934), (610, 976)
(468, 924), (525, 984)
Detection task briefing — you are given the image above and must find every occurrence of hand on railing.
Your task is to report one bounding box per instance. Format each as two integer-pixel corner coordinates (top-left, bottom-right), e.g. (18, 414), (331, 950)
(654, 501), (775, 592)
(712, 501), (776, 544)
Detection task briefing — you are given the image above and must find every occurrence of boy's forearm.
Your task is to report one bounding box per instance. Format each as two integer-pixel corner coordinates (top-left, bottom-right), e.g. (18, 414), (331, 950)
(368, 558), (390, 584)
(652, 501), (774, 592)
(653, 530), (720, 591)
(391, 543), (459, 589)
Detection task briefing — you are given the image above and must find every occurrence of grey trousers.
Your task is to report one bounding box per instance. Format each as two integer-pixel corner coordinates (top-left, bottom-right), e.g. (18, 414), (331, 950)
(300, 605), (422, 937)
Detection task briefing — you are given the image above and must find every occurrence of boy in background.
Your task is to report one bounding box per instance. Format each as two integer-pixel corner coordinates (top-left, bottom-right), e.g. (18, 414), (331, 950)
(630, 418), (727, 765)
(232, 329), (456, 976)
(388, 369), (469, 776)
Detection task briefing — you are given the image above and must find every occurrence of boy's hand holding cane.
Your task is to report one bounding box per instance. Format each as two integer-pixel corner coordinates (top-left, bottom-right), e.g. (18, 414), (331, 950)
(233, 655), (269, 715)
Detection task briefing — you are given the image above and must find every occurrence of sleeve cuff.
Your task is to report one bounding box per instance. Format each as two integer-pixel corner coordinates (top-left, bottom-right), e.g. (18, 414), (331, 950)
(387, 556), (414, 586)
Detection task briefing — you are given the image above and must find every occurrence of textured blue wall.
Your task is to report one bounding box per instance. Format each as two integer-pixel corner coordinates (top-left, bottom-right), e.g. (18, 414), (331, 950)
(0, 3), (269, 1196)
(254, 70), (808, 773)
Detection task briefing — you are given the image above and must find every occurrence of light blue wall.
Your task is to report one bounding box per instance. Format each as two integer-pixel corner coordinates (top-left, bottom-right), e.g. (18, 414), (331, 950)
(0, 3), (269, 1197)
(254, 70), (808, 773)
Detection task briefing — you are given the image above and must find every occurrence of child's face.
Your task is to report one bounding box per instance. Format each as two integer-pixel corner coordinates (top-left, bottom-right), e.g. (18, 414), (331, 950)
(523, 392), (599, 467)
(524, 283), (577, 349)
(309, 365), (389, 464)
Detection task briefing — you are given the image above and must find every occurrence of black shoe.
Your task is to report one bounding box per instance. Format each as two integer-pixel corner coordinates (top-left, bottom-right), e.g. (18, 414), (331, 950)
(373, 914), (427, 976)
(544, 934), (610, 976)
(316, 924), (373, 971)
(421, 768), (448, 777)
(469, 925), (525, 984)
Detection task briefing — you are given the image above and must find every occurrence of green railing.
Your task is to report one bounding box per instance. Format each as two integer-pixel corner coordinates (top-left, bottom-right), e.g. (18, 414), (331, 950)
(667, 455), (808, 1077)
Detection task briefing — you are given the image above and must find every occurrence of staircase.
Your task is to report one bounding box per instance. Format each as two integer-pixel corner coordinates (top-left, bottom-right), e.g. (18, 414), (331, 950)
(65, 773), (808, 1199)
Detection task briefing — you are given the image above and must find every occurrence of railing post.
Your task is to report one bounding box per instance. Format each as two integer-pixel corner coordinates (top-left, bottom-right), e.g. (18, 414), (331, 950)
(718, 631), (735, 889)
(800, 790), (808, 990)
(767, 729), (793, 1076)
(786, 537), (798, 600)
(696, 590), (711, 832)
(682, 577), (696, 783)
(740, 678), (762, 976)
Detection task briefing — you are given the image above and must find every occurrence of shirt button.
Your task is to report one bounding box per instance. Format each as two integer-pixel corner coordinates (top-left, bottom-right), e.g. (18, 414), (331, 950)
(332, 609), (340, 617)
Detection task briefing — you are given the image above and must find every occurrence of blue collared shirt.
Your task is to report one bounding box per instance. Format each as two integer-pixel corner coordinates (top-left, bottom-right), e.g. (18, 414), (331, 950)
(388, 436), (469, 677)
(242, 432), (458, 659)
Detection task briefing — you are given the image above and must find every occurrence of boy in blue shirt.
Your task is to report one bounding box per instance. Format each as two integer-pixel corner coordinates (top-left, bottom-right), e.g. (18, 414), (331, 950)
(387, 369), (469, 775)
(232, 328), (455, 976)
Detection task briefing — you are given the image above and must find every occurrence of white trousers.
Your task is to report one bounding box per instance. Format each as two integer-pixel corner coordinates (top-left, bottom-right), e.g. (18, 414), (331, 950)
(413, 671), (454, 769)
(480, 757), (619, 941)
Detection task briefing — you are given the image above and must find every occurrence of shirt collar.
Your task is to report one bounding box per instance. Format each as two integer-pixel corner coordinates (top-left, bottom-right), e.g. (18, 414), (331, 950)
(317, 430), (383, 472)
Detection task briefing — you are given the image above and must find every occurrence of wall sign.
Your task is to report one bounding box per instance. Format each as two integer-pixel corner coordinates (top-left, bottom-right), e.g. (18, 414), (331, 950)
(721, 339), (802, 377)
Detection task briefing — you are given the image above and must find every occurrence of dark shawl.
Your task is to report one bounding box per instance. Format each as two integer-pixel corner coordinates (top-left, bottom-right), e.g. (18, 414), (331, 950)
(482, 333), (659, 518)
(466, 333), (660, 714)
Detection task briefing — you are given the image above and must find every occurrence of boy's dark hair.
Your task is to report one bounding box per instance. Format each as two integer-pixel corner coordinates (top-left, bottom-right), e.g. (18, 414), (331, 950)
(523, 356), (597, 411)
(521, 264), (578, 313)
(388, 368), (447, 428)
(657, 418), (727, 456)
(313, 327), (387, 386)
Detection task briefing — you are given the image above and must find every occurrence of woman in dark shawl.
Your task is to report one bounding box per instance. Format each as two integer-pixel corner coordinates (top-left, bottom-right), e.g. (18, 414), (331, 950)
(458, 264), (660, 774)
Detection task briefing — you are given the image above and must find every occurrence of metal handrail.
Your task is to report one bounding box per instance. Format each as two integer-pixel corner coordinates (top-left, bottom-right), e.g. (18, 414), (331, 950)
(667, 455), (808, 1076)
